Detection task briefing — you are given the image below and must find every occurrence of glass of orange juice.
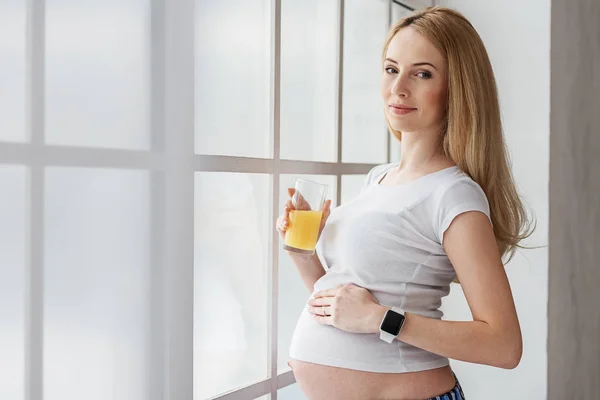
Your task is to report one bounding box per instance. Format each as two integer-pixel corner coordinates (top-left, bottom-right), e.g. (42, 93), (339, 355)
(283, 179), (328, 255)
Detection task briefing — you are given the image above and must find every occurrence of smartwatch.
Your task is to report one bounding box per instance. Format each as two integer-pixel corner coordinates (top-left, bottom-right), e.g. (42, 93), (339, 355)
(379, 307), (406, 343)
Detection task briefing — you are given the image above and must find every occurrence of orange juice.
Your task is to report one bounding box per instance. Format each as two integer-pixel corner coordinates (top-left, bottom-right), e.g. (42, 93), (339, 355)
(284, 210), (323, 251)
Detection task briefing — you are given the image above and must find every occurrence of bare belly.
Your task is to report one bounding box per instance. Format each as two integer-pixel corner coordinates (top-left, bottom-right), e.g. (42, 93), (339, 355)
(288, 359), (456, 400)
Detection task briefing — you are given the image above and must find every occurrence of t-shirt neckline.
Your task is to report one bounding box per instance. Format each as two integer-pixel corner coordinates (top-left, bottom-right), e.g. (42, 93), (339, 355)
(374, 163), (460, 189)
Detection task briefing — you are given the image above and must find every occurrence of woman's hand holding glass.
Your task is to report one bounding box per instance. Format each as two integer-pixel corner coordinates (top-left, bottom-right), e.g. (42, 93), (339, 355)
(276, 187), (332, 254)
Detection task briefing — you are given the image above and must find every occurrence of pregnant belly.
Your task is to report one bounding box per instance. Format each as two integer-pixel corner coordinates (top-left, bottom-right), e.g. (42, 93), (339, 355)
(288, 359), (455, 400)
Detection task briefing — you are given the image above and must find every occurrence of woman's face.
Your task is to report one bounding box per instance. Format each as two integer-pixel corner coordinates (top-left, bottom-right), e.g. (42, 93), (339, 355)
(381, 27), (448, 135)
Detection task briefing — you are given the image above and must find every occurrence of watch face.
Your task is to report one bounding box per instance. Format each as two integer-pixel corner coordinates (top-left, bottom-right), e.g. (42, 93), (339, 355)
(381, 310), (404, 336)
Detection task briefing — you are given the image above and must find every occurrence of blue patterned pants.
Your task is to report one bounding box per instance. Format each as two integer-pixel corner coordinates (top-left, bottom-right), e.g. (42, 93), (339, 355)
(427, 373), (465, 400)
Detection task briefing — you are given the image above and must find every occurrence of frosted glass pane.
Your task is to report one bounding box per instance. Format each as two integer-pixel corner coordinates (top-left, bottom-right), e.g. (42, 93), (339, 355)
(0, 1), (26, 142)
(391, 2), (413, 23)
(45, 0), (150, 149)
(279, 0), (337, 162)
(278, 174), (336, 374)
(341, 174), (367, 205)
(194, 173), (271, 399)
(279, 383), (307, 400)
(342, 0), (389, 163)
(0, 166), (27, 400)
(195, 1), (271, 157)
(44, 168), (151, 400)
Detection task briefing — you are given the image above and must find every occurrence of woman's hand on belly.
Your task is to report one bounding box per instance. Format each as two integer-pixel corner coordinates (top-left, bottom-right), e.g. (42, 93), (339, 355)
(306, 283), (388, 334)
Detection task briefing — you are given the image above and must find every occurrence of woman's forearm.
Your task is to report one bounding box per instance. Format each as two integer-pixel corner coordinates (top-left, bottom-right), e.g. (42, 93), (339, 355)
(287, 251), (326, 293)
(367, 305), (522, 369)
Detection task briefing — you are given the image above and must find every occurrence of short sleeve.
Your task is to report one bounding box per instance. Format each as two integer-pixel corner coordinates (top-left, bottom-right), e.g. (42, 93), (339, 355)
(434, 178), (492, 244)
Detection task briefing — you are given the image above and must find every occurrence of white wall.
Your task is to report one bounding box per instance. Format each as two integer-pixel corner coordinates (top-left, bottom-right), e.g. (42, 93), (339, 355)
(437, 1), (550, 399)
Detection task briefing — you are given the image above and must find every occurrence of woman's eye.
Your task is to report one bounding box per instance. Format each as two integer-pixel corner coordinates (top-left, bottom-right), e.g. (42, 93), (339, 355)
(385, 67), (431, 79)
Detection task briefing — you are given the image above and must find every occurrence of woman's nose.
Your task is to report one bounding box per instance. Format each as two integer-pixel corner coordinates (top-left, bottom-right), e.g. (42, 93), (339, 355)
(391, 75), (410, 98)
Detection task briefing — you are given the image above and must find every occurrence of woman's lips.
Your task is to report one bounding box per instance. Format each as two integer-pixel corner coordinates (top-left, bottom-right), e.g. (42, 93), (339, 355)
(389, 105), (417, 115)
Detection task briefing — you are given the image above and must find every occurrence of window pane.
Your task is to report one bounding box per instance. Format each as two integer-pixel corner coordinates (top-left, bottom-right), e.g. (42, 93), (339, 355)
(278, 383), (307, 399)
(195, 1), (271, 158)
(45, 0), (150, 149)
(0, 166), (27, 400)
(278, 174), (336, 374)
(194, 173), (271, 399)
(44, 168), (151, 400)
(391, 2), (413, 23)
(0, 1), (26, 142)
(342, 0), (389, 163)
(280, 0), (337, 162)
(341, 174), (367, 205)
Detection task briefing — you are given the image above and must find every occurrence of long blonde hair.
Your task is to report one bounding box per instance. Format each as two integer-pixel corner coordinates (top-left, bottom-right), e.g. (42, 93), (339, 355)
(383, 7), (535, 262)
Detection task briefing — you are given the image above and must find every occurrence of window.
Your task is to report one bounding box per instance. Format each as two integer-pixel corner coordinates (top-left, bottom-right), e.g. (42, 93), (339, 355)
(1, 0), (159, 398)
(0, 166), (26, 399)
(44, 168), (151, 399)
(279, 0), (338, 162)
(0, 2), (26, 142)
(194, 172), (271, 399)
(45, 0), (150, 149)
(342, 0), (390, 164)
(0, 1), (427, 399)
(195, 0), (271, 158)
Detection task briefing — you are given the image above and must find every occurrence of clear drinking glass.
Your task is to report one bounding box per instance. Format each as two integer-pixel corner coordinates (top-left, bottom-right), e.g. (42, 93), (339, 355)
(283, 179), (328, 255)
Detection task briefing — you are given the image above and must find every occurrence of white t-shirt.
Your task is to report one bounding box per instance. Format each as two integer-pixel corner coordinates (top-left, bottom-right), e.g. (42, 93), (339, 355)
(289, 162), (492, 373)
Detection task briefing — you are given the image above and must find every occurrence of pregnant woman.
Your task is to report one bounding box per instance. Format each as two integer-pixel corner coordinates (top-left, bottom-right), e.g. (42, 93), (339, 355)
(276, 6), (534, 400)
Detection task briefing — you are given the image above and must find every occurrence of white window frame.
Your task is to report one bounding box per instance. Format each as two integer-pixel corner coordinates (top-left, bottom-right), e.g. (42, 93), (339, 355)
(0, 0), (429, 399)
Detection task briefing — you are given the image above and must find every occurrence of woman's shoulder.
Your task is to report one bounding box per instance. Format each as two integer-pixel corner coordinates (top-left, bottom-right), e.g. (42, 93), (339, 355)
(441, 168), (486, 193)
(433, 169), (490, 210)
